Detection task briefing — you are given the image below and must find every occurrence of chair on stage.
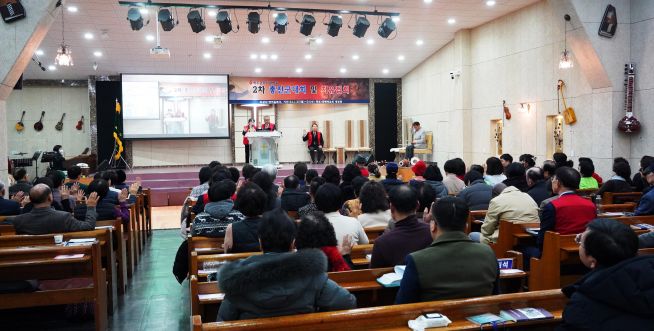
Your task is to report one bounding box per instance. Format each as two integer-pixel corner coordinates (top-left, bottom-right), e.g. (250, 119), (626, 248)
(391, 131), (433, 161)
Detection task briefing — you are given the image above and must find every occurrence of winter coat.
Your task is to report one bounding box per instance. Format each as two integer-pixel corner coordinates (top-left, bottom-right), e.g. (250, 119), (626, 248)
(280, 189), (311, 212)
(191, 200), (245, 237)
(457, 179), (492, 211)
(423, 180), (449, 198)
(217, 249), (357, 321)
(559, 255), (654, 330)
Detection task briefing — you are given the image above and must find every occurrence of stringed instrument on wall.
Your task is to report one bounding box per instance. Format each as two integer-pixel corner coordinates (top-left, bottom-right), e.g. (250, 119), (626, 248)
(618, 63), (641, 133)
(55, 113), (66, 131)
(503, 100), (511, 120)
(76, 116), (84, 131)
(557, 80), (577, 125)
(15, 110), (25, 132)
(33, 111), (45, 131)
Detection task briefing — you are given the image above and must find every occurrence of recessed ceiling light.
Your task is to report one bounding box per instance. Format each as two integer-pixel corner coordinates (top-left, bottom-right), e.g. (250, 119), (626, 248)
(448, 18), (456, 24)
(261, 37), (270, 44)
(352, 54), (360, 60)
(67, 6), (78, 13)
(392, 16), (400, 23)
(260, 54), (268, 60)
(250, 54), (258, 60)
(48, 65), (57, 71)
(416, 39), (424, 46)
(203, 52), (211, 59)
(254, 67), (262, 73)
(205, 35), (214, 43)
(146, 34), (155, 41)
(304, 54), (312, 60)
(272, 13), (278, 18)
(295, 68), (303, 73)
(35, 49), (44, 56)
(93, 51), (103, 57)
(382, 68), (390, 74)
(398, 55), (405, 61)
(340, 68), (347, 73)
(139, 8), (149, 14)
(208, 10), (217, 17)
(84, 32), (94, 40)
(316, 38), (323, 44)
(366, 38), (375, 45)
(486, 0), (496, 6)
(270, 54), (278, 60)
(424, 0), (433, 3)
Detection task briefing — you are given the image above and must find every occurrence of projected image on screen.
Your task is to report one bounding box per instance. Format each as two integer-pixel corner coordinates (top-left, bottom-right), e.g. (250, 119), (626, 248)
(122, 74), (229, 139)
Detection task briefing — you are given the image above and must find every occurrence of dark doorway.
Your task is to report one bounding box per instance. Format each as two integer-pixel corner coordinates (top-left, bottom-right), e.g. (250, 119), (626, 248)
(96, 81), (125, 168)
(374, 83), (398, 161)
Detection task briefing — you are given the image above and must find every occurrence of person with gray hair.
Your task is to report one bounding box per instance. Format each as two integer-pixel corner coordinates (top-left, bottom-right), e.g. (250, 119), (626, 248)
(2, 184), (99, 235)
(0, 180), (21, 216)
(526, 167), (551, 206)
(262, 164), (280, 195)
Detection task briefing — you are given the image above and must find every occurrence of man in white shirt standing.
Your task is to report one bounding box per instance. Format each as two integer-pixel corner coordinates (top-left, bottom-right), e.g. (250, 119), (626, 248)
(314, 183), (369, 246)
(406, 122), (426, 159)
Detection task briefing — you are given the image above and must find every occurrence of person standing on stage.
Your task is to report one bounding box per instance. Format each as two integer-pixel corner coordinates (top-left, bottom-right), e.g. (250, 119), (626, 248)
(303, 123), (325, 164)
(405, 122), (426, 160)
(259, 115), (276, 131)
(242, 119), (256, 164)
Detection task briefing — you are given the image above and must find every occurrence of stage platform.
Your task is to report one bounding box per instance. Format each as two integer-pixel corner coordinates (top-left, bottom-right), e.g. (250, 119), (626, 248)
(126, 163), (345, 207)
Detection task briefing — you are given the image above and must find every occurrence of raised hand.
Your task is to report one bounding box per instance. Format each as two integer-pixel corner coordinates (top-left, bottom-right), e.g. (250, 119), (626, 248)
(60, 185), (70, 200)
(86, 192), (99, 208)
(119, 188), (129, 203)
(129, 182), (139, 195)
(75, 190), (86, 203)
(11, 191), (25, 203)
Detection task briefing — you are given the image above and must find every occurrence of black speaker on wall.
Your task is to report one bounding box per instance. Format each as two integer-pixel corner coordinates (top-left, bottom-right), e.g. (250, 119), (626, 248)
(95, 81), (126, 169)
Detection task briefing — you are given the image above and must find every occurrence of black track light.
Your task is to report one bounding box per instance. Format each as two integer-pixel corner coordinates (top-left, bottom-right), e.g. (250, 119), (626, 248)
(378, 17), (396, 38)
(352, 16), (370, 38)
(247, 12), (260, 34)
(300, 14), (316, 36)
(127, 8), (144, 31)
(217, 10), (232, 34)
(187, 9), (205, 33)
(274, 13), (288, 34)
(327, 15), (342, 37)
(158, 8), (176, 31)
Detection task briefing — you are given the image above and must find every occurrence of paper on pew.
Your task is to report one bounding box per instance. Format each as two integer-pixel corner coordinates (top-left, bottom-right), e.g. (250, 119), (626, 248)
(66, 238), (95, 246)
(500, 269), (524, 275)
(95, 226), (114, 230)
(366, 254), (371, 262)
(198, 293), (224, 301)
(377, 265), (406, 287)
(600, 212), (625, 217)
(54, 254), (85, 260)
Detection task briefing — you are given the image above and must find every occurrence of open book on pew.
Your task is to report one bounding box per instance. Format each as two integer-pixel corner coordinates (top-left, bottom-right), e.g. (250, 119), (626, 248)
(467, 308), (553, 325)
(65, 238), (96, 246)
(632, 223), (654, 231)
(525, 228), (540, 236)
(376, 265), (406, 287)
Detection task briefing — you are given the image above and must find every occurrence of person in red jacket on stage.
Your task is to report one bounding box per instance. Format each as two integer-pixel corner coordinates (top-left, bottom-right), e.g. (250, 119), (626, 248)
(303, 123), (325, 164)
(259, 115), (276, 131)
(242, 119), (256, 163)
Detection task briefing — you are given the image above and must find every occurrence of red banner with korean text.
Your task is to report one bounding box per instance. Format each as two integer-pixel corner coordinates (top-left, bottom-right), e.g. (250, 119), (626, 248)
(228, 77), (369, 104)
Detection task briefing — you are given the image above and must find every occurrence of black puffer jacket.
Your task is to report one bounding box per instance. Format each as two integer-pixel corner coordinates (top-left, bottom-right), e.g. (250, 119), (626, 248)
(559, 255), (654, 330)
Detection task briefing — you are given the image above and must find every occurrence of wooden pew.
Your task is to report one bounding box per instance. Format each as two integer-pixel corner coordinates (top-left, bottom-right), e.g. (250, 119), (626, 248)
(189, 236), (225, 256)
(638, 248), (654, 256)
(364, 226), (386, 243)
(0, 229), (118, 315)
(350, 244), (374, 268)
(96, 219), (128, 295)
(599, 203), (636, 213)
(191, 251), (261, 280)
(141, 188), (153, 237)
(602, 191), (642, 204)
(528, 231), (580, 291)
(0, 224), (16, 236)
(489, 220), (540, 258)
(465, 210), (487, 234)
(191, 289), (567, 331)
(0, 242), (108, 331)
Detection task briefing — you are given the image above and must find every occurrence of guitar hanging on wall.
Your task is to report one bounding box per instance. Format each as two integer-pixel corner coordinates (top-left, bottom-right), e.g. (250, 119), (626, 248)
(55, 113), (66, 131)
(33, 111), (45, 131)
(618, 63), (641, 133)
(503, 100), (511, 120)
(15, 110), (25, 132)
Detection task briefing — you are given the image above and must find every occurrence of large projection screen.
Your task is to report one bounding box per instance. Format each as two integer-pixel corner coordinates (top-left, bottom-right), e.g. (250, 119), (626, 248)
(121, 74), (229, 139)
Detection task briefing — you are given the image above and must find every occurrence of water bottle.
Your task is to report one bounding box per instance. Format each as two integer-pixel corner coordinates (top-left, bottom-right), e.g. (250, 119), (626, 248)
(594, 195), (602, 214)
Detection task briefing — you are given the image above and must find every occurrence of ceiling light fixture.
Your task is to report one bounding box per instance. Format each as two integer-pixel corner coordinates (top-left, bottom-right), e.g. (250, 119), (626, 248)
(187, 9), (206, 33)
(392, 16), (400, 23)
(204, 35), (214, 42)
(139, 8), (149, 14)
(146, 34), (155, 41)
(382, 68), (389, 74)
(327, 15), (343, 37)
(340, 68), (347, 73)
(250, 54), (258, 60)
(67, 6), (78, 13)
(158, 8), (176, 31)
(352, 54), (359, 60)
(254, 67), (262, 73)
(367, 38), (374, 45)
(203, 52), (211, 59)
(352, 16), (370, 38)
(304, 54), (312, 60)
(48, 65), (57, 71)
(260, 54), (268, 60)
(300, 14), (316, 36)
(559, 14), (574, 69)
(270, 54), (278, 60)
(127, 7), (145, 31)
(261, 37), (270, 43)
(398, 55), (405, 61)
(378, 17), (396, 38)
(416, 39), (424, 46)
(84, 32), (94, 39)
(274, 13), (288, 34)
(424, 0), (433, 3)
(247, 11), (261, 34)
(93, 51), (103, 57)
(55, 5), (73, 66)
(35, 49), (44, 56)
(216, 10), (232, 34)
(486, 0), (496, 6)
(447, 18), (456, 24)
(295, 68), (303, 73)
(315, 38), (323, 44)
(208, 10), (217, 17)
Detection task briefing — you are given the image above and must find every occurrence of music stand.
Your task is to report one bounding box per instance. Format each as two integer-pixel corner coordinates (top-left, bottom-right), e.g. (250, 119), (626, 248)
(31, 151), (42, 179)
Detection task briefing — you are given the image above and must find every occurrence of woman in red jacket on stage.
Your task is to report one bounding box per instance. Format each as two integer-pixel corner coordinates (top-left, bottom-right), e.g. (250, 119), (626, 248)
(242, 119), (255, 163)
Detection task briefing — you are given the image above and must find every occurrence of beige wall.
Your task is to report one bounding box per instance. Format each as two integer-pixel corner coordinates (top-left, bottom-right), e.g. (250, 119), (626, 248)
(402, 0), (648, 179)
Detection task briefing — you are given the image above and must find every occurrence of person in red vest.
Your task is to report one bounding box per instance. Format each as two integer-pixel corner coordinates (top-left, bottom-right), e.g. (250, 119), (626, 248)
(259, 115), (276, 131)
(242, 119), (255, 163)
(538, 166), (596, 251)
(303, 123), (325, 164)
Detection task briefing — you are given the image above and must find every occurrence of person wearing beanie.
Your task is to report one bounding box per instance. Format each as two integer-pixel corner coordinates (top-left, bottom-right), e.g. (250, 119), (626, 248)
(382, 162), (403, 193)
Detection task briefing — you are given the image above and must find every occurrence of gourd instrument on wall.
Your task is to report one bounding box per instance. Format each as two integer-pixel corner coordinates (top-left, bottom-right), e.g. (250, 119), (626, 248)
(557, 80), (577, 125)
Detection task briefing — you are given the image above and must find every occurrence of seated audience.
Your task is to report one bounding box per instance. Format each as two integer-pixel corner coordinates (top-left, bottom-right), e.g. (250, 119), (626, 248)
(578, 160), (599, 189)
(357, 181), (392, 228)
(298, 177), (326, 218)
(526, 167), (550, 206)
(561, 219), (653, 329)
(20, 176), (72, 213)
(423, 164), (448, 198)
(228, 167), (240, 184)
(224, 183), (267, 253)
(474, 183), (539, 244)
(484, 157), (506, 186)
(519, 154), (536, 169)
(191, 180), (245, 237)
(596, 160), (633, 197)
(192, 166), (233, 216)
(261, 164), (280, 195)
(321, 165), (341, 186)
(499, 153), (513, 169)
(47, 170), (66, 203)
(395, 197), (498, 304)
(354, 155), (370, 177)
(293, 162), (308, 189)
(217, 209), (356, 321)
(451, 158), (467, 181)
(74, 179), (131, 222)
(410, 160), (427, 184)
(251, 171), (280, 212)
(304, 168), (319, 187)
(64, 165), (88, 191)
(634, 165), (654, 216)
(578, 157), (604, 185)
(381, 162), (403, 193)
(315, 183), (369, 246)
(502, 162), (529, 192)
(538, 167), (596, 250)
(632, 155), (654, 192)
(553, 152), (574, 169)
(280, 175), (311, 212)
(340, 164), (362, 201)
(442, 159), (465, 195)
(0, 180), (20, 216)
(341, 176), (368, 218)
(241, 163), (258, 183)
(190, 166), (212, 199)
(371, 185), (432, 268)
(113, 169), (129, 190)
(469, 164), (485, 175)
(8, 167), (32, 197)
(367, 163), (383, 181)
(457, 170), (492, 211)
(4, 184), (98, 234)
(416, 183), (436, 218)
(296, 211), (352, 271)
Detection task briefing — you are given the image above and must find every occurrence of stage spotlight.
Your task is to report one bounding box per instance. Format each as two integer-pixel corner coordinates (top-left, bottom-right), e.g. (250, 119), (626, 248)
(127, 8), (144, 31)
(247, 12), (261, 34)
(352, 16), (370, 38)
(378, 17), (396, 38)
(300, 14), (316, 36)
(327, 15), (342, 37)
(274, 13), (288, 34)
(187, 9), (205, 33)
(216, 11), (233, 34)
(158, 8), (176, 31)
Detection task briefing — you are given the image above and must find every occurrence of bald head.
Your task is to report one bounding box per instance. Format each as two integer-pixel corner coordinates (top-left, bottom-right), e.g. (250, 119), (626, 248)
(30, 184), (52, 206)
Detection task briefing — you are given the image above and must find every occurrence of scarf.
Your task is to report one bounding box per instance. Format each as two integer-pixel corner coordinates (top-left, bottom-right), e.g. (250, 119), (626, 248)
(320, 246), (351, 272)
